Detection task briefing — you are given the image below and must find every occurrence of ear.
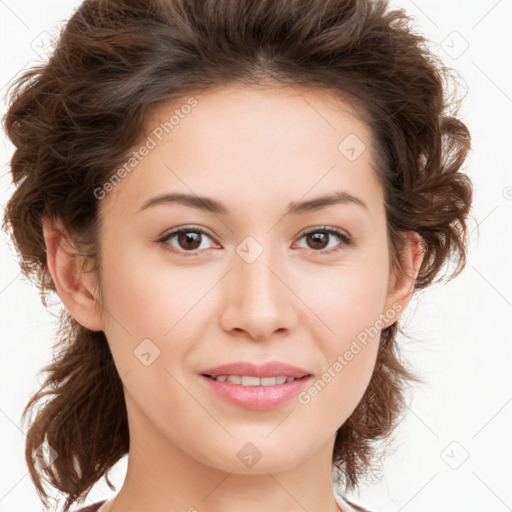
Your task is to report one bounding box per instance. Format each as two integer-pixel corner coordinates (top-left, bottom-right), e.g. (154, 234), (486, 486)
(382, 231), (425, 327)
(42, 218), (104, 331)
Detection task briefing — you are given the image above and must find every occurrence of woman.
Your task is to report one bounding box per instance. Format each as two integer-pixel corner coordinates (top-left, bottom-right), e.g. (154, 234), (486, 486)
(2, 0), (472, 511)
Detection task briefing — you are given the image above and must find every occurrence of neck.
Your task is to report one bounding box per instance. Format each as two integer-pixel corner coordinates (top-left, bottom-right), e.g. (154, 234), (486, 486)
(108, 396), (343, 512)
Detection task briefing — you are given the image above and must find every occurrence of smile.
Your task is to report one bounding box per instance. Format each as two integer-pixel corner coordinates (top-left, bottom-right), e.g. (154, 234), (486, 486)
(206, 374), (304, 386)
(201, 367), (312, 410)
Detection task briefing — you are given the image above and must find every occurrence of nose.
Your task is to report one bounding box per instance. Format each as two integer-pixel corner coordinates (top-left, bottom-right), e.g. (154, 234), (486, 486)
(218, 245), (297, 341)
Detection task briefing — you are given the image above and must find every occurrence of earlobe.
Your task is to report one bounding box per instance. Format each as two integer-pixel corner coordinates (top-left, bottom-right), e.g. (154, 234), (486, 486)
(383, 231), (425, 327)
(42, 218), (104, 331)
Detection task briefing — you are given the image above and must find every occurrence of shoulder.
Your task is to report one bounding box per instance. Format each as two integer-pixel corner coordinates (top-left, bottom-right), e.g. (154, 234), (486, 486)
(72, 500), (107, 512)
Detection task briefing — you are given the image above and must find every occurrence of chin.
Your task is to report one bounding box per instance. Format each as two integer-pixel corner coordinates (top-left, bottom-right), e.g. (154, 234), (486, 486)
(195, 435), (316, 475)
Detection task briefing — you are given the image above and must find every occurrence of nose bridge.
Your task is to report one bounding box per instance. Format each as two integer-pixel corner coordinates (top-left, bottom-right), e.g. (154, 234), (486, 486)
(219, 234), (296, 339)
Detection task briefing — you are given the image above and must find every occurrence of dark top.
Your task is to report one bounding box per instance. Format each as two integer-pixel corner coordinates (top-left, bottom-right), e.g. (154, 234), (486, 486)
(344, 496), (373, 511)
(73, 501), (106, 511)
(73, 497), (372, 511)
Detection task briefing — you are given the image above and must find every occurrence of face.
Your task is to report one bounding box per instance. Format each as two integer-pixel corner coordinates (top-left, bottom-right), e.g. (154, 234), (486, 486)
(93, 84), (405, 475)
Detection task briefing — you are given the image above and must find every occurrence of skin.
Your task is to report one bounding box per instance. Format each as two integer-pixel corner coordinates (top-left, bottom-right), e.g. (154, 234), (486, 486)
(43, 83), (424, 512)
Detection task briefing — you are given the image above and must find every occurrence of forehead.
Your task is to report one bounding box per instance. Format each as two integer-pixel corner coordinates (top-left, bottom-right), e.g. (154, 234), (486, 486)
(102, 83), (384, 221)
(154, 83), (372, 157)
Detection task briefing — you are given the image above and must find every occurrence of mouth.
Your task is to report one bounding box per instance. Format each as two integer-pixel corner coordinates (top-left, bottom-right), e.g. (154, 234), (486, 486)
(199, 361), (313, 410)
(201, 360), (311, 379)
(202, 374), (310, 386)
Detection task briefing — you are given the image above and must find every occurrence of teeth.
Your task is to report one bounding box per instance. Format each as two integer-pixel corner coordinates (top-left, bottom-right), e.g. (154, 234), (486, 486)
(212, 375), (296, 386)
(241, 376), (260, 386)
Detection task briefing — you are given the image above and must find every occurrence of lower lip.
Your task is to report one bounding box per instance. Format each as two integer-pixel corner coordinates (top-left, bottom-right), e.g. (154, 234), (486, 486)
(201, 375), (311, 410)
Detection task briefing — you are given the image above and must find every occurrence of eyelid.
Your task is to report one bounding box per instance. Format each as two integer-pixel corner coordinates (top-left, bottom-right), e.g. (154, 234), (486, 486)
(158, 224), (216, 241)
(297, 225), (351, 243)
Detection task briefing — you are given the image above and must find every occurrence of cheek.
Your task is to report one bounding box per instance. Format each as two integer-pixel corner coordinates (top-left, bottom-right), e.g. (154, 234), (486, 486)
(97, 240), (224, 384)
(301, 257), (390, 346)
(99, 235), (200, 330)
(297, 284), (382, 425)
(298, 345), (378, 431)
(97, 244), (179, 366)
(293, 261), (388, 418)
(97, 252), (209, 433)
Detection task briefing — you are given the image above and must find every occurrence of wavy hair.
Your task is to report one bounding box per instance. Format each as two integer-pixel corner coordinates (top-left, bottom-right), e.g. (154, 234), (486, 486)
(3, 0), (473, 509)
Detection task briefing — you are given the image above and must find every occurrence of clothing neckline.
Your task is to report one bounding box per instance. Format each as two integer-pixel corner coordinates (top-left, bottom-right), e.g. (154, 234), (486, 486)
(335, 493), (365, 512)
(96, 498), (113, 512)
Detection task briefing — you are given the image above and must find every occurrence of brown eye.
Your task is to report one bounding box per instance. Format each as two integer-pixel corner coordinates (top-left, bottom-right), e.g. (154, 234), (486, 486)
(159, 226), (217, 255)
(297, 227), (352, 253)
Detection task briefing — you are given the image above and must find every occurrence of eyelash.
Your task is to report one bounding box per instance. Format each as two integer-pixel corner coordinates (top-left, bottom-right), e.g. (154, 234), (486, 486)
(157, 225), (352, 257)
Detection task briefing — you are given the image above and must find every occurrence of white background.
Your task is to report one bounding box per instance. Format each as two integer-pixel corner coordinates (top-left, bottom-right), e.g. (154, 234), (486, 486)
(1, 1), (511, 511)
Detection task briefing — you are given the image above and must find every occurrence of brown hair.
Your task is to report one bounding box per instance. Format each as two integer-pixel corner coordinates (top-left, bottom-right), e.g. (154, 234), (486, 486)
(3, 0), (473, 510)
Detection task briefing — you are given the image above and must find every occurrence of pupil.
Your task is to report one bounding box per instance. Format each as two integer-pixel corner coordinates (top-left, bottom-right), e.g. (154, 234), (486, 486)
(308, 232), (327, 249)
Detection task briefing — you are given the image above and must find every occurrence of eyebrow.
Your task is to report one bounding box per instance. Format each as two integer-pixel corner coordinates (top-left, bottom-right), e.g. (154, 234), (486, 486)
(138, 190), (368, 215)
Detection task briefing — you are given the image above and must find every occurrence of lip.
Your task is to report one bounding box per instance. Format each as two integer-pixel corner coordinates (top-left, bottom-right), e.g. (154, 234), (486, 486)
(200, 361), (312, 410)
(201, 361), (311, 379)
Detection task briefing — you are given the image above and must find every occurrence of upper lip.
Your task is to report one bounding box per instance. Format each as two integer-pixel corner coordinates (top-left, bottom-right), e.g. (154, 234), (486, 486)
(201, 361), (311, 379)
